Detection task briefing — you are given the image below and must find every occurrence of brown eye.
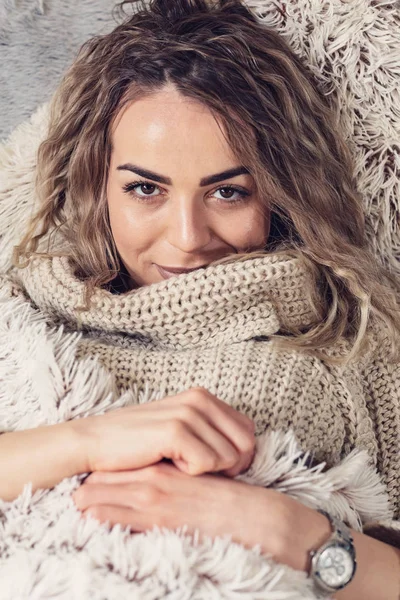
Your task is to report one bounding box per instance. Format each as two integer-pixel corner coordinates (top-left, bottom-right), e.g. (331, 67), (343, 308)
(219, 187), (236, 199)
(139, 183), (157, 195)
(213, 185), (250, 205)
(122, 181), (161, 199)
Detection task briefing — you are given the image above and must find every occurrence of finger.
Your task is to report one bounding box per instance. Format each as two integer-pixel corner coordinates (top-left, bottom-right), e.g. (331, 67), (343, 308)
(162, 417), (236, 475)
(83, 504), (141, 531)
(85, 462), (177, 485)
(175, 390), (256, 475)
(164, 406), (253, 477)
(220, 442), (257, 477)
(85, 471), (139, 485)
(118, 390), (256, 474)
(174, 388), (256, 434)
(73, 482), (149, 511)
(83, 504), (196, 539)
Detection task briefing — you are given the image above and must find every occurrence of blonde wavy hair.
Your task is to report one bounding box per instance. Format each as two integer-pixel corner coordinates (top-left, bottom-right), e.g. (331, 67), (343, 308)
(13, 0), (400, 366)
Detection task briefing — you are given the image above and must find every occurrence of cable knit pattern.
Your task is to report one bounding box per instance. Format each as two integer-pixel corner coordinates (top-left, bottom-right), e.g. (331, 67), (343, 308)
(361, 343), (400, 520)
(12, 251), (400, 526)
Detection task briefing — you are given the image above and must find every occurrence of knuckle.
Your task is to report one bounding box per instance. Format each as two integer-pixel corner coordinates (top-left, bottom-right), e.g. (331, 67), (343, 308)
(177, 404), (198, 422)
(74, 486), (90, 504)
(228, 447), (240, 463)
(87, 505), (104, 520)
(190, 386), (209, 395)
(186, 452), (217, 475)
(204, 452), (220, 472)
(189, 387), (213, 403)
(153, 510), (168, 528)
(186, 462), (202, 476)
(135, 484), (162, 507)
(236, 409), (255, 429)
(224, 453), (239, 471)
(168, 419), (187, 438)
(242, 437), (256, 455)
(246, 417), (256, 432)
(147, 462), (170, 478)
(85, 472), (101, 484)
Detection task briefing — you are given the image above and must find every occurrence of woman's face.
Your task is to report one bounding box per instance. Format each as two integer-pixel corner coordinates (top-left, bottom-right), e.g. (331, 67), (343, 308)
(107, 86), (270, 287)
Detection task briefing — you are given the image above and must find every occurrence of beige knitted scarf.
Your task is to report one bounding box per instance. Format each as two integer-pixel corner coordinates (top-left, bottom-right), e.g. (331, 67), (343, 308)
(0, 252), (396, 599)
(16, 252), (322, 350)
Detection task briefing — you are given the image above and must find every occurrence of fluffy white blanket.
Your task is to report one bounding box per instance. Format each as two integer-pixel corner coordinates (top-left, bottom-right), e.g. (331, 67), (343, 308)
(0, 281), (393, 599)
(1, 0), (399, 596)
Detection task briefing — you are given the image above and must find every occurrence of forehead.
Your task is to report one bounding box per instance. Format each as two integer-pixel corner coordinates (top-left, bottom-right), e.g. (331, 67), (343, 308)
(109, 91), (238, 168)
(112, 86), (213, 126)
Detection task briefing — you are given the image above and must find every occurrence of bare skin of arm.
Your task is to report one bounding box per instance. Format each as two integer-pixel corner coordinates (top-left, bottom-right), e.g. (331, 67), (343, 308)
(276, 504), (400, 600)
(1, 393), (398, 600)
(0, 421), (86, 501)
(334, 531), (400, 600)
(0, 388), (255, 501)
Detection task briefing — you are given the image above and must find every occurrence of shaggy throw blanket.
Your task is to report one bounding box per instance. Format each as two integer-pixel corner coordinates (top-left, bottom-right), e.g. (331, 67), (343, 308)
(0, 280), (394, 599)
(1, 0), (399, 597)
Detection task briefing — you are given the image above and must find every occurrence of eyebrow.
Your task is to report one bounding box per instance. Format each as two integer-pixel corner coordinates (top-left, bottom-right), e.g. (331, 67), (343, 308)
(116, 163), (250, 186)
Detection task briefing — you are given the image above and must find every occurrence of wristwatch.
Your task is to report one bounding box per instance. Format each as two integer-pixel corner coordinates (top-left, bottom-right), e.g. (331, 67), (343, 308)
(308, 509), (357, 595)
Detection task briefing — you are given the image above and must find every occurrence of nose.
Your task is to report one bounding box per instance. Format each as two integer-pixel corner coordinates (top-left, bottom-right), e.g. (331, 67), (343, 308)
(166, 195), (212, 253)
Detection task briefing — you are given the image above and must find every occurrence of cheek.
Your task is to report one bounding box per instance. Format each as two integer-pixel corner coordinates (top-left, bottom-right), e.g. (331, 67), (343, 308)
(107, 184), (145, 252)
(109, 208), (148, 254)
(108, 201), (129, 250)
(233, 206), (270, 249)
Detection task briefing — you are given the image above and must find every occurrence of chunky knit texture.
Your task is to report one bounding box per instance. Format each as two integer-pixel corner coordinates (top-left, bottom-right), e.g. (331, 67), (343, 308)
(9, 249), (399, 526)
(2, 255), (399, 598)
(1, 0), (400, 593)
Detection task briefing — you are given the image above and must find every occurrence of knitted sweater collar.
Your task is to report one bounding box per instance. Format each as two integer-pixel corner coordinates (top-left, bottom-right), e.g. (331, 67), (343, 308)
(17, 252), (322, 351)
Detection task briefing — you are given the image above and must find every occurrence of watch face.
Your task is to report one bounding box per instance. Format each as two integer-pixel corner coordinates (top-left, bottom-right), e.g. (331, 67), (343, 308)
(317, 545), (354, 588)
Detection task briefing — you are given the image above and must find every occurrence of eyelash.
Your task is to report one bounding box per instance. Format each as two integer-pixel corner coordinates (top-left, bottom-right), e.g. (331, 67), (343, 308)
(121, 180), (251, 206)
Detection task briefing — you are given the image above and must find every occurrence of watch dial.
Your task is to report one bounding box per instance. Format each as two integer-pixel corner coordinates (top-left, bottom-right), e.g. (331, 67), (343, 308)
(318, 547), (354, 587)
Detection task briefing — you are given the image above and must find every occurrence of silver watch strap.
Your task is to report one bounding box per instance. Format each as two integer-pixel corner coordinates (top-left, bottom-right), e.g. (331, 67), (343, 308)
(317, 509), (356, 553)
(308, 509), (357, 595)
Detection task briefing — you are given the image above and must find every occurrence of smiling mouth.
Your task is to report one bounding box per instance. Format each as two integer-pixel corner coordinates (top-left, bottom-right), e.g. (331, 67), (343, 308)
(155, 264), (207, 278)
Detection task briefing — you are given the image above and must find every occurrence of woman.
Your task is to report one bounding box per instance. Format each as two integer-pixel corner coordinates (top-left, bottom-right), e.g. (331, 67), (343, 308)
(0, 0), (399, 597)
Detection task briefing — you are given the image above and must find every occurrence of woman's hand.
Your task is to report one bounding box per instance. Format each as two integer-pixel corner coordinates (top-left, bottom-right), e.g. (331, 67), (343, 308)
(72, 460), (330, 569)
(75, 387), (256, 478)
(73, 460), (279, 555)
(73, 465), (400, 600)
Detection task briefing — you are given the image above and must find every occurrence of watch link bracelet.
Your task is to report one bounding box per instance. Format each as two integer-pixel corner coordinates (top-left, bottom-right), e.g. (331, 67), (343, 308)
(308, 509), (357, 595)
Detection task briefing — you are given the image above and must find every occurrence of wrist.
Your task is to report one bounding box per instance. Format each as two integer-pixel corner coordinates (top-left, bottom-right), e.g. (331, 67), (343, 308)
(257, 489), (332, 572)
(279, 501), (332, 572)
(66, 417), (93, 474)
(298, 509), (333, 572)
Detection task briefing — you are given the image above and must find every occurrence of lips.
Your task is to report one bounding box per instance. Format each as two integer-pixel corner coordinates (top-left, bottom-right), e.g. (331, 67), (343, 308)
(155, 264), (205, 279)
